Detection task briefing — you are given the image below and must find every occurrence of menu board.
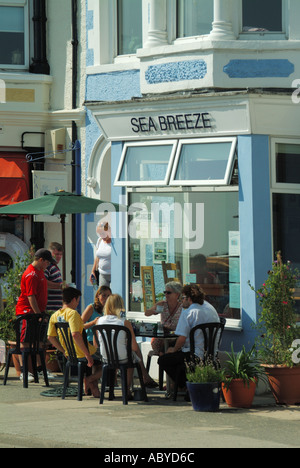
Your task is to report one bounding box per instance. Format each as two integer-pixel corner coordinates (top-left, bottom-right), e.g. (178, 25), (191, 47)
(141, 266), (156, 310)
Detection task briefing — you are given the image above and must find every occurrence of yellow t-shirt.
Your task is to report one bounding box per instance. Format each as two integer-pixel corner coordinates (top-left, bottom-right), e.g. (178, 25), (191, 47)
(48, 307), (97, 359)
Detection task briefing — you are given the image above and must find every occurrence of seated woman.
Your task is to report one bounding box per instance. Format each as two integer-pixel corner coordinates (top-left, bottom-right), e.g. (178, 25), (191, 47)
(145, 281), (183, 355)
(96, 294), (157, 399)
(82, 285), (112, 344)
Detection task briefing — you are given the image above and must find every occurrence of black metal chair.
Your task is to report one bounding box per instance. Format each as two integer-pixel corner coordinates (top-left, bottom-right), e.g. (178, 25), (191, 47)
(172, 317), (226, 401)
(55, 322), (90, 401)
(3, 313), (50, 389)
(93, 324), (148, 405)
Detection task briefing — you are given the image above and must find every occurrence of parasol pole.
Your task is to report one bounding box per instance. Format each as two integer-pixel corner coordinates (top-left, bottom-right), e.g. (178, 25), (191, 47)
(60, 214), (66, 283)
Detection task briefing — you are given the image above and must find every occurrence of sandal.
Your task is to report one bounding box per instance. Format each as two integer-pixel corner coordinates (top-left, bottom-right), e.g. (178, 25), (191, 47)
(144, 380), (159, 388)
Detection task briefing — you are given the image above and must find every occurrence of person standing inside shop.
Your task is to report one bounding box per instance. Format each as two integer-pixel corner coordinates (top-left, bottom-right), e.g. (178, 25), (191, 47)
(44, 242), (65, 312)
(90, 221), (112, 287)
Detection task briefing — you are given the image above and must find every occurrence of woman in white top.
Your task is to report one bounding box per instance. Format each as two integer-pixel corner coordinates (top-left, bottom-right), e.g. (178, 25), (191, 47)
(95, 294), (140, 399)
(95, 294), (158, 398)
(90, 221), (112, 287)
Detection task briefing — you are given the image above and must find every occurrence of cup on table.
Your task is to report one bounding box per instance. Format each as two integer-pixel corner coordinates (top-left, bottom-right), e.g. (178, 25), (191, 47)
(155, 305), (164, 314)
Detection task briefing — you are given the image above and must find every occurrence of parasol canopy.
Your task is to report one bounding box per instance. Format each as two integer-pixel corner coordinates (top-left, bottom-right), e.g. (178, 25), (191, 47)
(0, 191), (124, 280)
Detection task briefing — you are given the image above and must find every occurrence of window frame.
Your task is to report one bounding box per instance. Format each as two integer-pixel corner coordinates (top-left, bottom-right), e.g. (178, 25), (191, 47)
(175, 0), (214, 40)
(125, 185), (242, 330)
(239, 0), (288, 40)
(114, 140), (178, 187)
(271, 138), (300, 191)
(116, 0), (143, 57)
(170, 137), (237, 187)
(0, 0), (29, 70)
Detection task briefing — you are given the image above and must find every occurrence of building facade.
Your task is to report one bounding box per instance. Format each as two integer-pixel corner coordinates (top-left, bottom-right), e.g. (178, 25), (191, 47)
(0, 0), (85, 287)
(83, 0), (300, 352)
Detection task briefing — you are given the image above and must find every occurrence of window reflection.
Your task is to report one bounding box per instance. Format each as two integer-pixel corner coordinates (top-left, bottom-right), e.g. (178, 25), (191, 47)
(177, 0), (213, 37)
(117, 0), (142, 55)
(242, 0), (282, 33)
(128, 191), (240, 319)
(0, 6), (25, 66)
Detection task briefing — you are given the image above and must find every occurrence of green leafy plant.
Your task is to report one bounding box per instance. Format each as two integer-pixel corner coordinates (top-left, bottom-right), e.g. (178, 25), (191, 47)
(249, 251), (300, 367)
(0, 248), (33, 343)
(185, 355), (225, 384)
(223, 342), (266, 389)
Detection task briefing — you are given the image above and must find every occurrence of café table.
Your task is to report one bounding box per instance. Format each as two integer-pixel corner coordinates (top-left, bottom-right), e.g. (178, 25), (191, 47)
(134, 325), (177, 394)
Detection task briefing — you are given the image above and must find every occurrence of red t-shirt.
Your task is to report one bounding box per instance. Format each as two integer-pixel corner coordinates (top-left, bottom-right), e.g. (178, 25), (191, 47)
(15, 264), (48, 316)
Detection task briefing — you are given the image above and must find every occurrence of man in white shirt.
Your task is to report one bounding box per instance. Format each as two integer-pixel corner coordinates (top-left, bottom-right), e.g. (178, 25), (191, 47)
(158, 284), (219, 390)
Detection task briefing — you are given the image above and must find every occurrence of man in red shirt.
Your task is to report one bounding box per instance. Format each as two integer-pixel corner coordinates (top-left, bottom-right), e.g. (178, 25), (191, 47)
(16, 248), (54, 382)
(16, 248), (53, 317)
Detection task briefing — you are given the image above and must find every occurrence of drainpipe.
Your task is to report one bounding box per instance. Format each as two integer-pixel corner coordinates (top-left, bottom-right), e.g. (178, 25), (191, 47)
(29, 0), (50, 74)
(71, 0), (81, 290)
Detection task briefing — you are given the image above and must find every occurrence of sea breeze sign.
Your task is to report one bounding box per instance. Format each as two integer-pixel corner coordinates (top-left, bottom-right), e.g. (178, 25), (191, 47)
(91, 98), (250, 141)
(130, 112), (212, 134)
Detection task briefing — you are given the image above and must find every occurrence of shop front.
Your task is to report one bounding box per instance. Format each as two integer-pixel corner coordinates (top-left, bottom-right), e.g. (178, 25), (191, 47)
(86, 89), (299, 350)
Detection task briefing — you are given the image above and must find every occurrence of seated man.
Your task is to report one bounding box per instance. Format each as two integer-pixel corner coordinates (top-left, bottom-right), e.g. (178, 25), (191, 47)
(158, 284), (220, 392)
(47, 287), (101, 397)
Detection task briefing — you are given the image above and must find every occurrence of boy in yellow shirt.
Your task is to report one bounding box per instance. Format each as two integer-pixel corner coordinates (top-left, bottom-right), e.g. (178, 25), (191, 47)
(48, 287), (101, 397)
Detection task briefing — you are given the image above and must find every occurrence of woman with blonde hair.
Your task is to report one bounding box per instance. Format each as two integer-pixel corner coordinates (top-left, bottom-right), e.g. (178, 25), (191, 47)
(96, 294), (157, 398)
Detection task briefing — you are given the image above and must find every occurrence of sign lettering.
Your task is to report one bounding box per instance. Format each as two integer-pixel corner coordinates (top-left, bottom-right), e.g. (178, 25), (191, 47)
(131, 112), (212, 134)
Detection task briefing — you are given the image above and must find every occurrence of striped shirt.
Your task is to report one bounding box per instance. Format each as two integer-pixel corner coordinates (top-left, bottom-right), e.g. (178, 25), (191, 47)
(44, 263), (63, 311)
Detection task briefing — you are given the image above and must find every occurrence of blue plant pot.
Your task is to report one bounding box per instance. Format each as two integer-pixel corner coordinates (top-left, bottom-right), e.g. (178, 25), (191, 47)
(186, 382), (221, 412)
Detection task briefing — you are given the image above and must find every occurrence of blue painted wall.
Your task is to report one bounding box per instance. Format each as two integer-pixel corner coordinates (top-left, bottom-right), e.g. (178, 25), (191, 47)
(221, 135), (273, 351)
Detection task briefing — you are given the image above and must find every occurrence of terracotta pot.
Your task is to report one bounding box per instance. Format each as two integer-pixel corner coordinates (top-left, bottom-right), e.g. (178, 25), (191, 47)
(222, 379), (257, 408)
(46, 349), (60, 373)
(263, 365), (300, 405)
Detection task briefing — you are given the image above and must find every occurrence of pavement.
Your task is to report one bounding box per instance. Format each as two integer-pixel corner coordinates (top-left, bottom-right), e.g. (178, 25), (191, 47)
(1, 367), (300, 450)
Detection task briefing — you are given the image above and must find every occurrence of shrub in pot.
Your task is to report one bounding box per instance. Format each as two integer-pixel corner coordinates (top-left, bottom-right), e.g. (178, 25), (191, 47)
(185, 356), (225, 412)
(222, 343), (266, 408)
(0, 249), (33, 344)
(249, 252), (300, 405)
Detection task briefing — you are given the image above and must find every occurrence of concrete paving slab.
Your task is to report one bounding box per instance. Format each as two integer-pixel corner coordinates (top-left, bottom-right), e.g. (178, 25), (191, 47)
(1, 369), (300, 449)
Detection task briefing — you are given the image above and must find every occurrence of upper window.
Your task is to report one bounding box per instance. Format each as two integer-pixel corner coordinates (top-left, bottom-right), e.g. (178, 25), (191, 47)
(177, 0), (213, 38)
(115, 138), (237, 187)
(271, 140), (300, 189)
(117, 0), (142, 55)
(170, 138), (237, 186)
(115, 141), (177, 186)
(0, 1), (28, 68)
(242, 0), (283, 34)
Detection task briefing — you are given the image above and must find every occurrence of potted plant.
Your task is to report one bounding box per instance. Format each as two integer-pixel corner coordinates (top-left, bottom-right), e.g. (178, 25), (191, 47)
(185, 356), (225, 412)
(222, 343), (266, 408)
(249, 251), (300, 405)
(0, 249), (33, 375)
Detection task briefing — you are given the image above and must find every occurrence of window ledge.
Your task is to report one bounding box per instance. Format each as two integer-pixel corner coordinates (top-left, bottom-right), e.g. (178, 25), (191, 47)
(87, 60), (140, 76)
(137, 39), (300, 60)
(0, 71), (53, 84)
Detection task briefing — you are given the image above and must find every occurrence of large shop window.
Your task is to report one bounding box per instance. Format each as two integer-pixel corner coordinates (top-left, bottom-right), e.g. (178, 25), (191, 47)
(242, 0), (283, 34)
(177, 0), (213, 38)
(128, 191), (240, 321)
(117, 0), (142, 55)
(272, 140), (300, 316)
(115, 138), (237, 187)
(0, 1), (28, 67)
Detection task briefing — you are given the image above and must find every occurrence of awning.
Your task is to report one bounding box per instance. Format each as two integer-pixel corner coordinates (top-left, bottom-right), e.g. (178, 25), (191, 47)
(0, 153), (30, 207)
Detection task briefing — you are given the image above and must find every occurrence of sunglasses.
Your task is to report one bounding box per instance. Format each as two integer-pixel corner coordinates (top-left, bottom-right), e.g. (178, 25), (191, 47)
(164, 291), (173, 295)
